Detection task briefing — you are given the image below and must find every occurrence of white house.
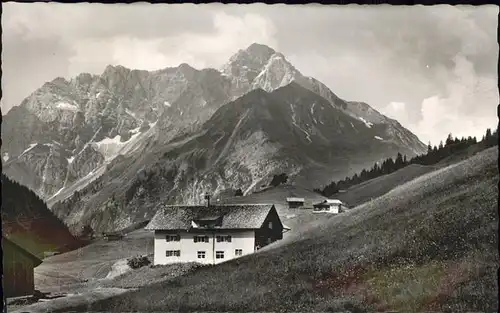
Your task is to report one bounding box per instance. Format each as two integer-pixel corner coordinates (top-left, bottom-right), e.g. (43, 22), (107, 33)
(145, 203), (286, 265)
(312, 199), (345, 214)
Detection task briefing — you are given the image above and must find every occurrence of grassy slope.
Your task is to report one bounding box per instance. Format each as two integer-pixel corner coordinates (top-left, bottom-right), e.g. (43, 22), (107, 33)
(336, 164), (438, 207)
(34, 229), (154, 294)
(221, 184), (327, 210)
(88, 146), (498, 313)
(334, 141), (491, 208)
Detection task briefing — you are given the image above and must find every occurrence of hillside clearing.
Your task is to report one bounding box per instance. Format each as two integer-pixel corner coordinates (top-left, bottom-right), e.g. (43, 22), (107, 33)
(86, 147), (498, 312)
(336, 164), (437, 207)
(34, 229), (154, 294)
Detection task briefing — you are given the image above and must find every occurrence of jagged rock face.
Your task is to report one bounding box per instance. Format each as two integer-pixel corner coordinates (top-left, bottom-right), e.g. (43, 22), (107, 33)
(3, 42), (426, 232)
(221, 43), (276, 97)
(64, 144), (105, 187)
(3, 143), (70, 196)
(50, 84), (424, 233)
(2, 63), (234, 198)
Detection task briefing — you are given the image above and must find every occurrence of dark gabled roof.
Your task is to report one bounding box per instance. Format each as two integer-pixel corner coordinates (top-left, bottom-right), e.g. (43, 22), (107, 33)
(2, 236), (43, 267)
(145, 204), (276, 230)
(313, 201), (330, 207)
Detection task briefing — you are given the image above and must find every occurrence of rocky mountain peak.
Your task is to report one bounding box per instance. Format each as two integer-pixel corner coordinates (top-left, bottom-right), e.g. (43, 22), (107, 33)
(223, 43), (276, 73)
(102, 64), (132, 79)
(177, 63), (198, 80)
(245, 43), (276, 59)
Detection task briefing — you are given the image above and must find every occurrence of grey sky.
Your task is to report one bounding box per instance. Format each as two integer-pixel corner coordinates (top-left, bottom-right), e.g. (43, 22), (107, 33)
(2, 3), (498, 145)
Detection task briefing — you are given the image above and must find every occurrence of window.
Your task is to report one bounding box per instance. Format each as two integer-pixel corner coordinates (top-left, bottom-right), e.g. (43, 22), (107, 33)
(193, 235), (209, 243)
(216, 251), (224, 259)
(267, 237), (272, 244)
(235, 249), (243, 256)
(165, 234), (180, 242)
(268, 221), (273, 229)
(166, 250), (181, 257)
(197, 251), (206, 259)
(216, 235), (232, 242)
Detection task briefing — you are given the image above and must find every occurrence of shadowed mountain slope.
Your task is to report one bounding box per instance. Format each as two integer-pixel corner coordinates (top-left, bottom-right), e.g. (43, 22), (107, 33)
(1, 174), (82, 258)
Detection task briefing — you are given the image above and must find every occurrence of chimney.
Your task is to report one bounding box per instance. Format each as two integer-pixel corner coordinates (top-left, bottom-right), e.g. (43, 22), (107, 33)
(204, 192), (211, 207)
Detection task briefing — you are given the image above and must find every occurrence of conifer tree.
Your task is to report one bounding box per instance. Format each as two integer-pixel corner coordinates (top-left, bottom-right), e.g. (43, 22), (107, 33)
(395, 153), (404, 169)
(427, 142), (433, 154)
(445, 133), (453, 146)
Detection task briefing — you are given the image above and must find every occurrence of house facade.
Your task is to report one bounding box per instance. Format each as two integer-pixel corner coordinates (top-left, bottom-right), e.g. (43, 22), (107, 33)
(286, 197), (305, 209)
(313, 199), (345, 214)
(146, 204), (285, 265)
(3, 237), (43, 298)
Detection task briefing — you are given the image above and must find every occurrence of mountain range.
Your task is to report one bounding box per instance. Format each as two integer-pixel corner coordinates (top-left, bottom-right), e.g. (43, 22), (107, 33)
(1, 43), (426, 232)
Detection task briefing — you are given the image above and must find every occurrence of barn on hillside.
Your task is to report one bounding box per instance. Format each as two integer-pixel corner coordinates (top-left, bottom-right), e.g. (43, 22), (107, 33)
(2, 237), (43, 298)
(286, 197), (305, 209)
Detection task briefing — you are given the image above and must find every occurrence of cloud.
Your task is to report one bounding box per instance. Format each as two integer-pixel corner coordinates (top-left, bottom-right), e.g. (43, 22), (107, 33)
(1, 3), (217, 41)
(381, 102), (411, 125)
(69, 11), (277, 73)
(381, 54), (498, 145)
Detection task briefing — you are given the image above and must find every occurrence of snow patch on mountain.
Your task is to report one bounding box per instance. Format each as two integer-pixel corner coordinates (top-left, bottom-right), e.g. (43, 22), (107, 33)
(164, 101), (171, 107)
(358, 116), (373, 128)
(67, 156), (75, 163)
(52, 187), (65, 198)
(130, 126), (141, 134)
(92, 128), (144, 161)
(374, 136), (384, 140)
(290, 103), (312, 143)
(118, 121), (158, 157)
(309, 102), (318, 124)
(56, 102), (79, 112)
(19, 143), (39, 158)
(125, 108), (139, 120)
(3, 153), (9, 162)
(251, 53), (297, 92)
(47, 163), (107, 206)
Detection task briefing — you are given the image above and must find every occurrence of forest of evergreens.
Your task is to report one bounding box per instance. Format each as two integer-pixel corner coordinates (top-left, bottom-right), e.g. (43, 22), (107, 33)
(1, 174), (82, 256)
